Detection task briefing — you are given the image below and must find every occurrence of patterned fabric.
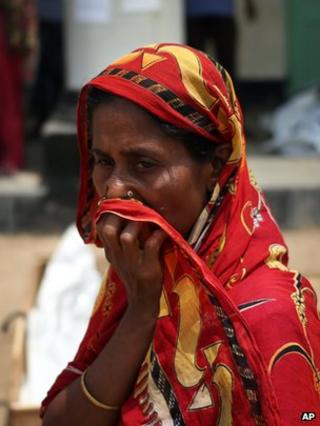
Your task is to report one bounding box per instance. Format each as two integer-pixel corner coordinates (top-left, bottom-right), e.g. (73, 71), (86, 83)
(41, 44), (320, 425)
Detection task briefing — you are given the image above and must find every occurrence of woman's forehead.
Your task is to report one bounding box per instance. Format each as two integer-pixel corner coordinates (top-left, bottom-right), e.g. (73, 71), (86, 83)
(91, 98), (167, 137)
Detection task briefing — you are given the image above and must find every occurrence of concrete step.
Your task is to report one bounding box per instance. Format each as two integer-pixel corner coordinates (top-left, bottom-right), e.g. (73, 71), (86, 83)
(248, 156), (320, 228)
(0, 173), (48, 233)
(283, 228), (320, 276)
(283, 228), (320, 309)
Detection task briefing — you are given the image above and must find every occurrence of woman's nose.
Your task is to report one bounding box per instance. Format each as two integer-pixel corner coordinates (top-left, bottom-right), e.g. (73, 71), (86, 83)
(104, 176), (131, 200)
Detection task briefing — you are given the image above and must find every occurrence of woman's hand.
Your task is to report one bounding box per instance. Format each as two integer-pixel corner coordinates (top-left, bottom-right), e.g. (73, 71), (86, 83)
(96, 214), (167, 314)
(43, 213), (166, 426)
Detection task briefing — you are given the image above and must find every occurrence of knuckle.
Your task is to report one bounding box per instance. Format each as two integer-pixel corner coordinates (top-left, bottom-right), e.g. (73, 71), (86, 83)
(120, 232), (134, 245)
(102, 223), (117, 239)
(145, 239), (157, 251)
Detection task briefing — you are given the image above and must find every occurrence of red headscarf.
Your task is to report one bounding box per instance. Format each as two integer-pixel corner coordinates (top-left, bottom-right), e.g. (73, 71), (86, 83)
(41, 44), (320, 425)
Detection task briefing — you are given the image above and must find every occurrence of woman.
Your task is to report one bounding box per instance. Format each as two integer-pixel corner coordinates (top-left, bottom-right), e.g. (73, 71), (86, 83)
(41, 43), (320, 425)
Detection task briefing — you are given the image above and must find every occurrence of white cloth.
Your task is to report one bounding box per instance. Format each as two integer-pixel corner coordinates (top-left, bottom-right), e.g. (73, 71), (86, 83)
(20, 224), (102, 404)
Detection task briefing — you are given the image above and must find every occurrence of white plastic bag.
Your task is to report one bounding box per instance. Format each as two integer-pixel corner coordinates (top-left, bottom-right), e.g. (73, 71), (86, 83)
(20, 224), (103, 404)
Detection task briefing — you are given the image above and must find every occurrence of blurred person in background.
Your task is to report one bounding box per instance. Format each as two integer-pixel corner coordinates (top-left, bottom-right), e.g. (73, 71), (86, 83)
(185, 0), (256, 79)
(28, 0), (64, 138)
(0, 0), (37, 174)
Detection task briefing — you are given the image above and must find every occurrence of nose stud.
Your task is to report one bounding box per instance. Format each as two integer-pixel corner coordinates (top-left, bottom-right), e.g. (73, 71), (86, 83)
(97, 195), (107, 206)
(98, 189), (134, 206)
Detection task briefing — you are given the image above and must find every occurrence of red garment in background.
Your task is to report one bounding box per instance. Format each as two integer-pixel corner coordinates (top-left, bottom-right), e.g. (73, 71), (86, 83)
(0, 0), (37, 171)
(0, 12), (23, 171)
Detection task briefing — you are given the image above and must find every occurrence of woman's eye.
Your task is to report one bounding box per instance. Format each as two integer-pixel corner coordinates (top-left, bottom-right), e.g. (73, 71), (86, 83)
(94, 157), (113, 167)
(136, 160), (157, 170)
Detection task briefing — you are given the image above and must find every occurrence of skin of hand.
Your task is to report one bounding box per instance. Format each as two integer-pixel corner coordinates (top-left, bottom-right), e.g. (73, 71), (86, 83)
(96, 214), (167, 312)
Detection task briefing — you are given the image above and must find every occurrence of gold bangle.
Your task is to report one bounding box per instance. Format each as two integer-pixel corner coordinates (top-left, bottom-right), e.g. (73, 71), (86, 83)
(80, 370), (120, 411)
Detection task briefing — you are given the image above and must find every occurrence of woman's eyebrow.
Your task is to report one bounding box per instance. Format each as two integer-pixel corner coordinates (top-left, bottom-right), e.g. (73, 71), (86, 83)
(123, 147), (161, 157)
(91, 146), (162, 158)
(91, 148), (107, 156)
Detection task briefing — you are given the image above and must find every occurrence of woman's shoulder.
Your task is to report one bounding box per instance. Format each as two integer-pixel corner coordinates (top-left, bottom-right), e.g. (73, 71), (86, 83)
(228, 267), (320, 364)
(228, 268), (320, 421)
(229, 266), (318, 312)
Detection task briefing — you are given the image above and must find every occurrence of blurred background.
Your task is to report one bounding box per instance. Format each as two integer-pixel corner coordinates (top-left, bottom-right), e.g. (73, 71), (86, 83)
(0, 0), (319, 424)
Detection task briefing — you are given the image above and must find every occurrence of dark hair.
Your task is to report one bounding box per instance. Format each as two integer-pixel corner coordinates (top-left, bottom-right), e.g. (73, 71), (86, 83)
(86, 87), (216, 163)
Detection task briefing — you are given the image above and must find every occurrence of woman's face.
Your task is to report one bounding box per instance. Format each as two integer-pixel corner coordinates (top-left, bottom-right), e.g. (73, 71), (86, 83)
(91, 98), (215, 236)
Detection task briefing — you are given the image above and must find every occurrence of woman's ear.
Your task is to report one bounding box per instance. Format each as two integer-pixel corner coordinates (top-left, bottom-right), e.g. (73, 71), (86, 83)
(207, 143), (231, 192)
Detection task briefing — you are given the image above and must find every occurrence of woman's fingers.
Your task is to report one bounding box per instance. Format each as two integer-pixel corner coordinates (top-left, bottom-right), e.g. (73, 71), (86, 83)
(119, 223), (166, 263)
(97, 215), (167, 286)
(97, 215), (167, 306)
(143, 229), (167, 263)
(120, 222), (143, 262)
(97, 214), (123, 260)
(119, 221), (143, 250)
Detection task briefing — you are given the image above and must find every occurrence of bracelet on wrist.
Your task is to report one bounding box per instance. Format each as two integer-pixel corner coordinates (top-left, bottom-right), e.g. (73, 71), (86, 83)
(80, 370), (120, 411)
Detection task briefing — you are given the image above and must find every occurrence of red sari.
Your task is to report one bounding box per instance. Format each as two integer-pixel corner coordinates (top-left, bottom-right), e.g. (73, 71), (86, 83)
(41, 43), (320, 425)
